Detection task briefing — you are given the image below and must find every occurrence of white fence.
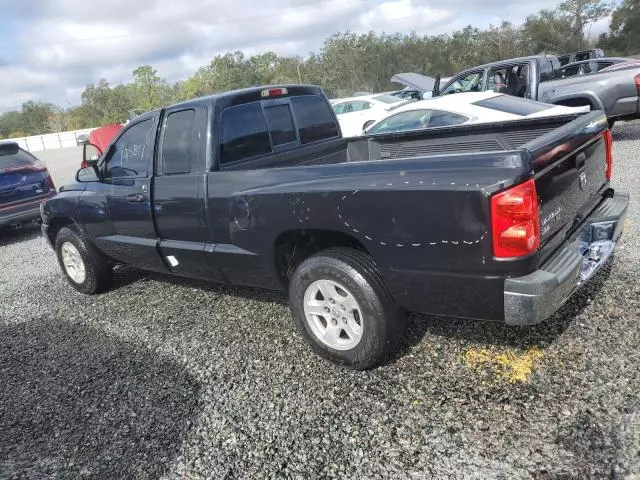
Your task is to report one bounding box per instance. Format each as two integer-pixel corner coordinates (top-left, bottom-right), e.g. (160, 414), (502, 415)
(4, 128), (97, 152)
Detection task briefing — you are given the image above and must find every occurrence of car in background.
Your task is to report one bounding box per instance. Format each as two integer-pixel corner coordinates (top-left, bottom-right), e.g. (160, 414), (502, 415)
(331, 94), (407, 137)
(77, 123), (123, 168)
(0, 142), (56, 229)
(557, 48), (605, 67)
(363, 91), (589, 135)
(433, 54), (640, 127)
(559, 57), (633, 78)
(600, 60), (640, 73)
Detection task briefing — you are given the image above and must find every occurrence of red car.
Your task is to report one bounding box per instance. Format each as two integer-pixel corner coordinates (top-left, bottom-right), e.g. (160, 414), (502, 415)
(79, 123), (123, 168)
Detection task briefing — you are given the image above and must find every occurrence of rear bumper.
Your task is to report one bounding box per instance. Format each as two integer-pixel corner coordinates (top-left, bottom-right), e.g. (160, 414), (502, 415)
(609, 96), (640, 119)
(504, 190), (629, 325)
(0, 206), (42, 228)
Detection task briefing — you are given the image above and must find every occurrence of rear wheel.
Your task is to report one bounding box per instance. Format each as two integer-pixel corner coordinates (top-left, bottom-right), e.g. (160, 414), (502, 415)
(288, 248), (400, 370)
(55, 226), (112, 294)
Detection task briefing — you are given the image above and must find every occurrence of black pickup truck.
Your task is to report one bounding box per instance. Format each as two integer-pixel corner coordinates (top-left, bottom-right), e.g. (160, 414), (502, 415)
(41, 85), (629, 369)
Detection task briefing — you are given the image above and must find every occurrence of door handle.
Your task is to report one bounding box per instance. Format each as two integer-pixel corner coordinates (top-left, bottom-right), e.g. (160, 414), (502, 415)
(127, 193), (146, 203)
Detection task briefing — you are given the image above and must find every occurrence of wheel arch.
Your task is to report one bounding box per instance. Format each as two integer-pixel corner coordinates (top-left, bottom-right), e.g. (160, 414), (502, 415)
(273, 229), (369, 287)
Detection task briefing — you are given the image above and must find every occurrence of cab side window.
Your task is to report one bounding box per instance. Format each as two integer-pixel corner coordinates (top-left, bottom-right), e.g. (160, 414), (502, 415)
(161, 109), (196, 175)
(220, 103), (272, 165)
(104, 119), (153, 179)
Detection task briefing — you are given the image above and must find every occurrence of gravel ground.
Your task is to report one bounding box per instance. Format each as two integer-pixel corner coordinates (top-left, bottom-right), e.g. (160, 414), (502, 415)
(1, 122), (639, 479)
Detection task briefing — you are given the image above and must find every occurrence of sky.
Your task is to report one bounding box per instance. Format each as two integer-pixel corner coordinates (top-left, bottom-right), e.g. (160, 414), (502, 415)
(0, 0), (611, 113)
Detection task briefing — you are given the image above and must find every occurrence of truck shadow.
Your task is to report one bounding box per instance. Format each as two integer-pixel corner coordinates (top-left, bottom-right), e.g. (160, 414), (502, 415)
(109, 258), (612, 364)
(394, 261), (613, 360)
(0, 223), (42, 247)
(0, 318), (201, 479)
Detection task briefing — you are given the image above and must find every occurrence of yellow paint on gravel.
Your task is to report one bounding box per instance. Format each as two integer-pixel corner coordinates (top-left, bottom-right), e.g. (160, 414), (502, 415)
(464, 346), (544, 384)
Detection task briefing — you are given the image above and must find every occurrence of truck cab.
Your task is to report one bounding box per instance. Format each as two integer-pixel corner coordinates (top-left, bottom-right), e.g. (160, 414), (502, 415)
(435, 55), (558, 101)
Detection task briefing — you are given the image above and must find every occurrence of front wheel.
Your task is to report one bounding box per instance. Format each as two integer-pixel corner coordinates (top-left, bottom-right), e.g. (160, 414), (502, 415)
(55, 226), (112, 294)
(288, 248), (401, 370)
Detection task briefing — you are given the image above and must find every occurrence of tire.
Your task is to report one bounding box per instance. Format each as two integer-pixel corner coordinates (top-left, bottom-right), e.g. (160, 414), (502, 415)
(55, 226), (112, 294)
(608, 118), (616, 129)
(288, 247), (400, 370)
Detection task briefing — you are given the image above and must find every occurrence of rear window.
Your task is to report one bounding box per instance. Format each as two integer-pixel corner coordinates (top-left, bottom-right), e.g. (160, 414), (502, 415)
(473, 96), (552, 116)
(0, 149), (36, 169)
(290, 95), (339, 144)
(220, 103), (272, 164)
(372, 95), (403, 104)
(264, 104), (297, 146)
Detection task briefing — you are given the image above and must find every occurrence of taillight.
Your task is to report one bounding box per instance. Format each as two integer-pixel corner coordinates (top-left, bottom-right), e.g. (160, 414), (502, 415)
(635, 74), (640, 95)
(44, 173), (55, 189)
(603, 129), (613, 180)
(491, 179), (540, 259)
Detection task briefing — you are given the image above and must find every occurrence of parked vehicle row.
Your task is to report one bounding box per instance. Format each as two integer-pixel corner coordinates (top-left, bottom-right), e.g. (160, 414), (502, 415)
(41, 84), (628, 370)
(363, 91), (588, 134)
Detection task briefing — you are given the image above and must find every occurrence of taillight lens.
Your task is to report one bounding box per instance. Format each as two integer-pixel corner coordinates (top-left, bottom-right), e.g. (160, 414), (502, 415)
(491, 179), (540, 258)
(635, 74), (640, 95)
(44, 173), (55, 189)
(603, 129), (613, 180)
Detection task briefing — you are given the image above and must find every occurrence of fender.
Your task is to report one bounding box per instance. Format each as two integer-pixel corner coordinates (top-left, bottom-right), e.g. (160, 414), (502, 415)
(40, 191), (84, 246)
(547, 90), (605, 111)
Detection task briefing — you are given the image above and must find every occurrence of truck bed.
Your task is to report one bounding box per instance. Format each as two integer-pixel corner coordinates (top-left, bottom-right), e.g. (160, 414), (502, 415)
(346, 114), (579, 162)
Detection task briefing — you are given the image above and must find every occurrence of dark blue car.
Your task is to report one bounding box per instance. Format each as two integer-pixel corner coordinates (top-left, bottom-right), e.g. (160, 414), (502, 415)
(0, 142), (56, 229)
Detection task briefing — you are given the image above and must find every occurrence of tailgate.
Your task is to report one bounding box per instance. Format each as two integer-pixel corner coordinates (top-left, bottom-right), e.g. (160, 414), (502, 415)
(522, 111), (610, 262)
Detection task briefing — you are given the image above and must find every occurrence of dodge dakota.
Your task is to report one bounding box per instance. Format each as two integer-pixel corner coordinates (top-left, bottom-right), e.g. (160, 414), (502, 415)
(41, 85), (629, 369)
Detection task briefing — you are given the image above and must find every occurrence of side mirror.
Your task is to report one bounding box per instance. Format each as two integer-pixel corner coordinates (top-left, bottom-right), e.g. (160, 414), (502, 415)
(76, 166), (100, 183)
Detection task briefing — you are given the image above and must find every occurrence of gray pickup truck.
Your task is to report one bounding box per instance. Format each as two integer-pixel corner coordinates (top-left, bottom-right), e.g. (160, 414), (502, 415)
(428, 55), (640, 127)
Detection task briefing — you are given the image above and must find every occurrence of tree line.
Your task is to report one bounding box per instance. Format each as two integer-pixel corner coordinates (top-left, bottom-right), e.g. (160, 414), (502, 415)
(1, 0), (638, 139)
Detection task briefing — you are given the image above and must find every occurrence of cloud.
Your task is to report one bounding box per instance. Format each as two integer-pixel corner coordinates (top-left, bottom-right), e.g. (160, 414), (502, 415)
(0, 0), (601, 112)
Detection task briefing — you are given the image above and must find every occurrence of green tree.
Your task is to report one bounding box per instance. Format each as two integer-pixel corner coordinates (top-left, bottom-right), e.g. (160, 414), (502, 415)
(598, 0), (640, 54)
(559, 0), (613, 45)
(523, 9), (581, 53)
(132, 66), (171, 111)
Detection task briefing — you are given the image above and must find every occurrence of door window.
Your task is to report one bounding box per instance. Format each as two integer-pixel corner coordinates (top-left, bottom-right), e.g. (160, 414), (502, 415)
(488, 64), (529, 97)
(104, 119), (153, 179)
(441, 71), (485, 95)
(349, 101), (371, 111)
(367, 109), (467, 133)
(161, 109), (196, 175)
